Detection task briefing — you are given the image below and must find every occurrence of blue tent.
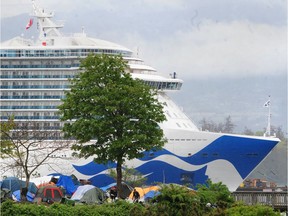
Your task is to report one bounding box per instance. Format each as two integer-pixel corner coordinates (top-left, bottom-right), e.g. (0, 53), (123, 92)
(100, 182), (116, 192)
(56, 175), (78, 196)
(1, 177), (37, 202)
(144, 190), (160, 200)
(1, 177), (37, 194)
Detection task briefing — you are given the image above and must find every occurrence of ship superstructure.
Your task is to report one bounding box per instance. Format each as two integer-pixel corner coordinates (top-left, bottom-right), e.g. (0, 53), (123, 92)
(0, 2), (279, 191)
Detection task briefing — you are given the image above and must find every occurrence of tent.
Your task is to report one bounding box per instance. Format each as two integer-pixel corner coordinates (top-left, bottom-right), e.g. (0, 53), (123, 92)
(30, 174), (79, 196)
(1, 177), (37, 202)
(100, 182), (133, 199)
(71, 185), (105, 204)
(56, 175), (78, 196)
(34, 185), (63, 203)
(128, 186), (160, 202)
(144, 190), (160, 202)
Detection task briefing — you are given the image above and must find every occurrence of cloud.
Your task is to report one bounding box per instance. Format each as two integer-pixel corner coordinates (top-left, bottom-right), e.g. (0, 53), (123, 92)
(0, 0), (31, 18)
(122, 19), (286, 79)
(1, 1), (286, 80)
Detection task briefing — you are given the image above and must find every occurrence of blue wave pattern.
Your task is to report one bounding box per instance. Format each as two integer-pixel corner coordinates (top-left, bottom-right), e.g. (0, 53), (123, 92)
(73, 135), (278, 187)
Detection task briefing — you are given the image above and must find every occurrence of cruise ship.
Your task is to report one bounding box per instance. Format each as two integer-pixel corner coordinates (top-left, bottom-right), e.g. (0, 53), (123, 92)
(0, 2), (280, 191)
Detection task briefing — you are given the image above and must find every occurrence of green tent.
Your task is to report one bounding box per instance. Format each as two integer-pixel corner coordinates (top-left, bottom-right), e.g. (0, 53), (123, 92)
(71, 185), (106, 204)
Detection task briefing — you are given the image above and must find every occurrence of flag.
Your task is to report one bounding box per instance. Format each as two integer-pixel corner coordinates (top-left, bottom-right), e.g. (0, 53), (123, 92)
(263, 100), (270, 107)
(25, 18), (33, 30)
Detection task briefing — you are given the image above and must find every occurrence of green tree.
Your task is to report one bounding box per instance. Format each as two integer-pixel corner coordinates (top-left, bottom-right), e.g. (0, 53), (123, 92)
(0, 117), (15, 158)
(58, 54), (166, 198)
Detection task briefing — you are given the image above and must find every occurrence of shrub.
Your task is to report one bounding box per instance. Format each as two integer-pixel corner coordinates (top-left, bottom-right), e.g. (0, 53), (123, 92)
(196, 179), (234, 210)
(225, 203), (281, 216)
(148, 184), (203, 216)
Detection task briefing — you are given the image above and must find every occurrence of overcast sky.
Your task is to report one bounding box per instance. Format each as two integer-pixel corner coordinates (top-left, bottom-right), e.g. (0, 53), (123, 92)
(1, 0), (286, 79)
(1, 0), (287, 132)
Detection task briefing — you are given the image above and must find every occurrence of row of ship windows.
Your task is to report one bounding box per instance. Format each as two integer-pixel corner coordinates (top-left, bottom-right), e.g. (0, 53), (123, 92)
(1, 64), (79, 68)
(1, 70), (77, 77)
(1, 111), (59, 119)
(2, 81), (68, 85)
(0, 85), (70, 89)
(0, 49), (132, 58)
(169, 138), (207, 142)
(0, 75), (74, 79)
(0, 116), (59, 120)
(0, 83), (181, 91)
(144, 81), (182, 90)
(1, 96), (64, 99)
(1, 106), (58, 109)
(1, 91), (64, 96)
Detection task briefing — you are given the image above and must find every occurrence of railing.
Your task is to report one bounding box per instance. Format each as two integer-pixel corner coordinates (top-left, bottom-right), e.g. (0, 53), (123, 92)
(232, 191), (288, 211)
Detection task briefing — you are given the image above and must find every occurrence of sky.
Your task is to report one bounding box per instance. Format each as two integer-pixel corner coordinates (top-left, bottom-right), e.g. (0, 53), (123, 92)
(0, 0), (287, 132)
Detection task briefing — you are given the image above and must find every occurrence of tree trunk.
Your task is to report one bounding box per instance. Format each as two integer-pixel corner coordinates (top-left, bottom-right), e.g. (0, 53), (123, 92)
(116, 161), (122, 199)
(25, 173), (30, 189)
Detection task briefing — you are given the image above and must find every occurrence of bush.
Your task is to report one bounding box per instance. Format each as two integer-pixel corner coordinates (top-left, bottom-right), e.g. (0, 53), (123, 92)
(196, 179), (234, 210)
(0, 200), (140, 216)
(147, 184), (203, 216)
(225, 203), (281, 216)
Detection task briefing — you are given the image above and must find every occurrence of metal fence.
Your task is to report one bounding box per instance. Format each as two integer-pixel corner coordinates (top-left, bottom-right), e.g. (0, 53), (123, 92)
(232, 191), (288, 211)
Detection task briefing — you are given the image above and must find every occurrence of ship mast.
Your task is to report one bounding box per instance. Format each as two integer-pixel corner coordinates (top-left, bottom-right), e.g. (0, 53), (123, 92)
(264, 95), (271, 137)
(31, 0), (64, 40)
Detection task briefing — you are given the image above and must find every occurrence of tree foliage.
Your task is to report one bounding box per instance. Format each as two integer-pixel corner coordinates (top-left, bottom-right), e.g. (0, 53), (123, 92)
(149, 184), (201, 216)
(58, 54), (166, 198)
(0, 117), (15, 158)
(196, 179), (234, 210)
(107, 165), (147, 188)
(225, 203), (281, 216)
(0, 119), (71, 187)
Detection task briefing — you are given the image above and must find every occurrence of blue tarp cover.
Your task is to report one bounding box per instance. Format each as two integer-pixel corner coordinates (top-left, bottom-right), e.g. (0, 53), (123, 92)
(56, 175), (78, 196)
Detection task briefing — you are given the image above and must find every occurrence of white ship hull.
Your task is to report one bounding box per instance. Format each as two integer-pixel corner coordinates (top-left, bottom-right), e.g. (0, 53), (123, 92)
(30, 93), (279, 191)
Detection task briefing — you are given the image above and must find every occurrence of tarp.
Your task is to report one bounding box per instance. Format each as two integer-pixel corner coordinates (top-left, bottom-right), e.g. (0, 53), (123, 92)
(144, 190), (160, 200)
(11, 190), (35, 202)
(71, 185), (105, 204)
(56, 175), (78, 196)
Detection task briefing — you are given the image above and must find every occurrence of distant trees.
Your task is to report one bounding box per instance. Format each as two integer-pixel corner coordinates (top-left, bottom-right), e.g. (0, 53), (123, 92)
(199, 115), (235, 133)
(199, 116), (286, 141)
(58, 54), (166, 198)
(244, 125), (286, 140)
(0, 118), (71, 188)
